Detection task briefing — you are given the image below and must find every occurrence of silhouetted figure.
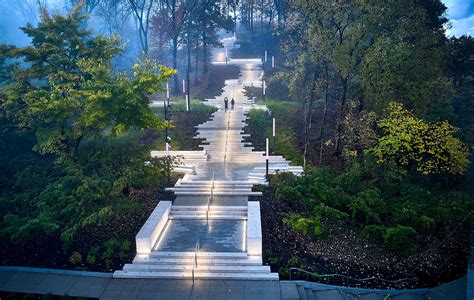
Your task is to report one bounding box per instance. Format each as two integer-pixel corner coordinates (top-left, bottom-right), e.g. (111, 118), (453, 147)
(231, 98), (235, 110)
(224, 97), (229, 111)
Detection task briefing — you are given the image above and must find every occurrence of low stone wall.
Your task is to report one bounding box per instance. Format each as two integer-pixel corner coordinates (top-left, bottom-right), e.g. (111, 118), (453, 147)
(136, 201), (172, 255)
(247, 201), (262, 256)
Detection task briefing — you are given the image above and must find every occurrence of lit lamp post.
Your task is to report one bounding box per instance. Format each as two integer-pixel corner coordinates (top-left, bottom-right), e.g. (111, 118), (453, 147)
(272, 56), (275, 69)
(225, 45), (228, 65)
(262, 80), (266, 102)
(166, 83), (170, 107)
(166, 136), (171, 186)
(182, 79), (190, 112)
(266, 138), (269, 179)
(272, 118), (276, 154)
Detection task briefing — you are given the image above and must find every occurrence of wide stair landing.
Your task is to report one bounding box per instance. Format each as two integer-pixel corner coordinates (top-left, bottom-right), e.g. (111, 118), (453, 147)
(115, 252), (276, 280)
(114, 204), (278, 280)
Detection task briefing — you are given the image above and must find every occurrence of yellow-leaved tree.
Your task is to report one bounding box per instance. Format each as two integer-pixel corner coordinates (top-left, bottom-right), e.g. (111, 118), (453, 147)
(370, 102), (470, 175)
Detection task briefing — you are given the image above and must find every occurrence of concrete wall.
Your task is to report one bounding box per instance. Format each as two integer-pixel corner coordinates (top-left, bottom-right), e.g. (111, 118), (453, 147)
(135, 201), (172, 255)
(247, 201), (262, 256)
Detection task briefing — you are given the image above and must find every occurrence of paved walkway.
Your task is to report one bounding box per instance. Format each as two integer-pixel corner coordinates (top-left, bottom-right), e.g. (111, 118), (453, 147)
(0, 267), (467, 299)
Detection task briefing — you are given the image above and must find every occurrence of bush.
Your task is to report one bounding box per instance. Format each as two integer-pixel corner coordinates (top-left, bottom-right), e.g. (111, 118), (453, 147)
(69, 252), (82, 266)
(362, 224), (386, 243)
(284, 213), (325, 239)
(276, 186), (303, 202)
(383, 225), (416, 252)
(313, 204), (349, 221)
(348, 189), (385, 224)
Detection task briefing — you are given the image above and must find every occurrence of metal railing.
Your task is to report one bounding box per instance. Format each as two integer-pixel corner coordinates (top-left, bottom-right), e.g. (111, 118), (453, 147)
(206, 172), (215, 222)
(192, 238), (200, 285)
(288, 267), (414, 285)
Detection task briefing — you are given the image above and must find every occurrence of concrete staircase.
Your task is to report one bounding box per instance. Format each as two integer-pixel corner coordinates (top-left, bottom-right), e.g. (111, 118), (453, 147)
(165, 180), (262, 196)
(168, 205), (247, 220)
(115, 40), (301, 282)
(115, 252), (278, 280)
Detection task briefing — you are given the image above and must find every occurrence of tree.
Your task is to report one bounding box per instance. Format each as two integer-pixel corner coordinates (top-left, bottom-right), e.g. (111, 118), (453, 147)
(1, 4), (175, 158)
(151, 0), (187, 90)
(95, 0), (133, 35)
(360, 0), (454, 121)
(128, 0), (156, 54)
(370, 102), (470, 175)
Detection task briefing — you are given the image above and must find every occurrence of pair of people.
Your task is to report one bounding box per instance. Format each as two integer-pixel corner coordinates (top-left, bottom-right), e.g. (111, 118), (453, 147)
(224, 97), (235, 111)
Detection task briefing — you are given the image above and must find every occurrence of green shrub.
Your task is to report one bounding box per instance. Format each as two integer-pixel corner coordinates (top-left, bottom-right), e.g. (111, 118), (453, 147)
(313, 204), (349, 221)
(276, 186), (303, 202)
(86, 246), (100, 265)
(284, 213), (325, 239)
(383, 225), (416, 252)
(69, 252), (82, 266)
(348, 189), (385, 224)
(269, 172), (298, 190)
(362, 224), (386, 243)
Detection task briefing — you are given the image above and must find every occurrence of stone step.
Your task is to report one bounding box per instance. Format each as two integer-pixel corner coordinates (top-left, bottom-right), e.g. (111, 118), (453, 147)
(171, 206), (248, 211)
(175, 182), (256, 187)
(173, 191), (262, 196)
(174, 185), (255, 190)
(177, 180), (256, 184)
(170, 210), (246, 215)
(132, 256), (262, 265)
(254, 166), (303, 172)
(169, 214), (246, 220)
(122, 264), (271, 273)
(148, 252), (248, 258)
(113, 270), (279, 280)
(169, 188), (253, 193)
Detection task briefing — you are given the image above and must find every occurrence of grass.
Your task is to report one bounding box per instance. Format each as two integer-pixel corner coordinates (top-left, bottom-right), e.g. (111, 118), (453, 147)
(244, 99), (304, 166)
(151, 99), (217, 151)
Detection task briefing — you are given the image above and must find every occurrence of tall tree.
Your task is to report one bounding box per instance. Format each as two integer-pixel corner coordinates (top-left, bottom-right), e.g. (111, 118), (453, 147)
(151, 0), (187, 91)
(128, 0), (155, 54)
(1, 4), (175, 158)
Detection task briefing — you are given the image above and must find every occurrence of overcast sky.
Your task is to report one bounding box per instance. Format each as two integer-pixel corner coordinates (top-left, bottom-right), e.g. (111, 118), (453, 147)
(442, 0), (474, 37)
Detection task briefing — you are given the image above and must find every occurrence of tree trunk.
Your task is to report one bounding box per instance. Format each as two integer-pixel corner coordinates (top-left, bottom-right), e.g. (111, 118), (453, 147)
(303, 71), (318, 168)
(186, 27), (191, 111)
(195, 40), (199, 85)
(334, 76), (348, 155)
(172, 36), (178, 92)
(318, 64), (329, 165)
(203, 32), (208, 73)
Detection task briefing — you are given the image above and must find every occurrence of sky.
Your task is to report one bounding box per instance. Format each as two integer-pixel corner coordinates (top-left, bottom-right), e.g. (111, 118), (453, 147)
(442, 0), (474, 36)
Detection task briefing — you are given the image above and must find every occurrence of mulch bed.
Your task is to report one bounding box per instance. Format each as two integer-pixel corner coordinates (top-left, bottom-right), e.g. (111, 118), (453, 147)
(259, 188), (470, 289)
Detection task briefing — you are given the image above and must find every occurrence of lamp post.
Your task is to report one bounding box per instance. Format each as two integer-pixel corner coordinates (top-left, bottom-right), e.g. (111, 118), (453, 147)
(272, 118), (276, 154)
(182, 79), (185, 94)
(266, 138), (269, 179)
(272, 56), (275, 68)
(166, 137), (171, 186)
(166, 83), (170, 107)
(225, 45), (228, 65)
(262, 80), (266, 102)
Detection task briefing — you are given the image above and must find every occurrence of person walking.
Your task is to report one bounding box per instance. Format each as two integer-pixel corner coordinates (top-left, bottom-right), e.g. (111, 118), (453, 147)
(231, 98), (235, 110)
(224, 97), (229, 111)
